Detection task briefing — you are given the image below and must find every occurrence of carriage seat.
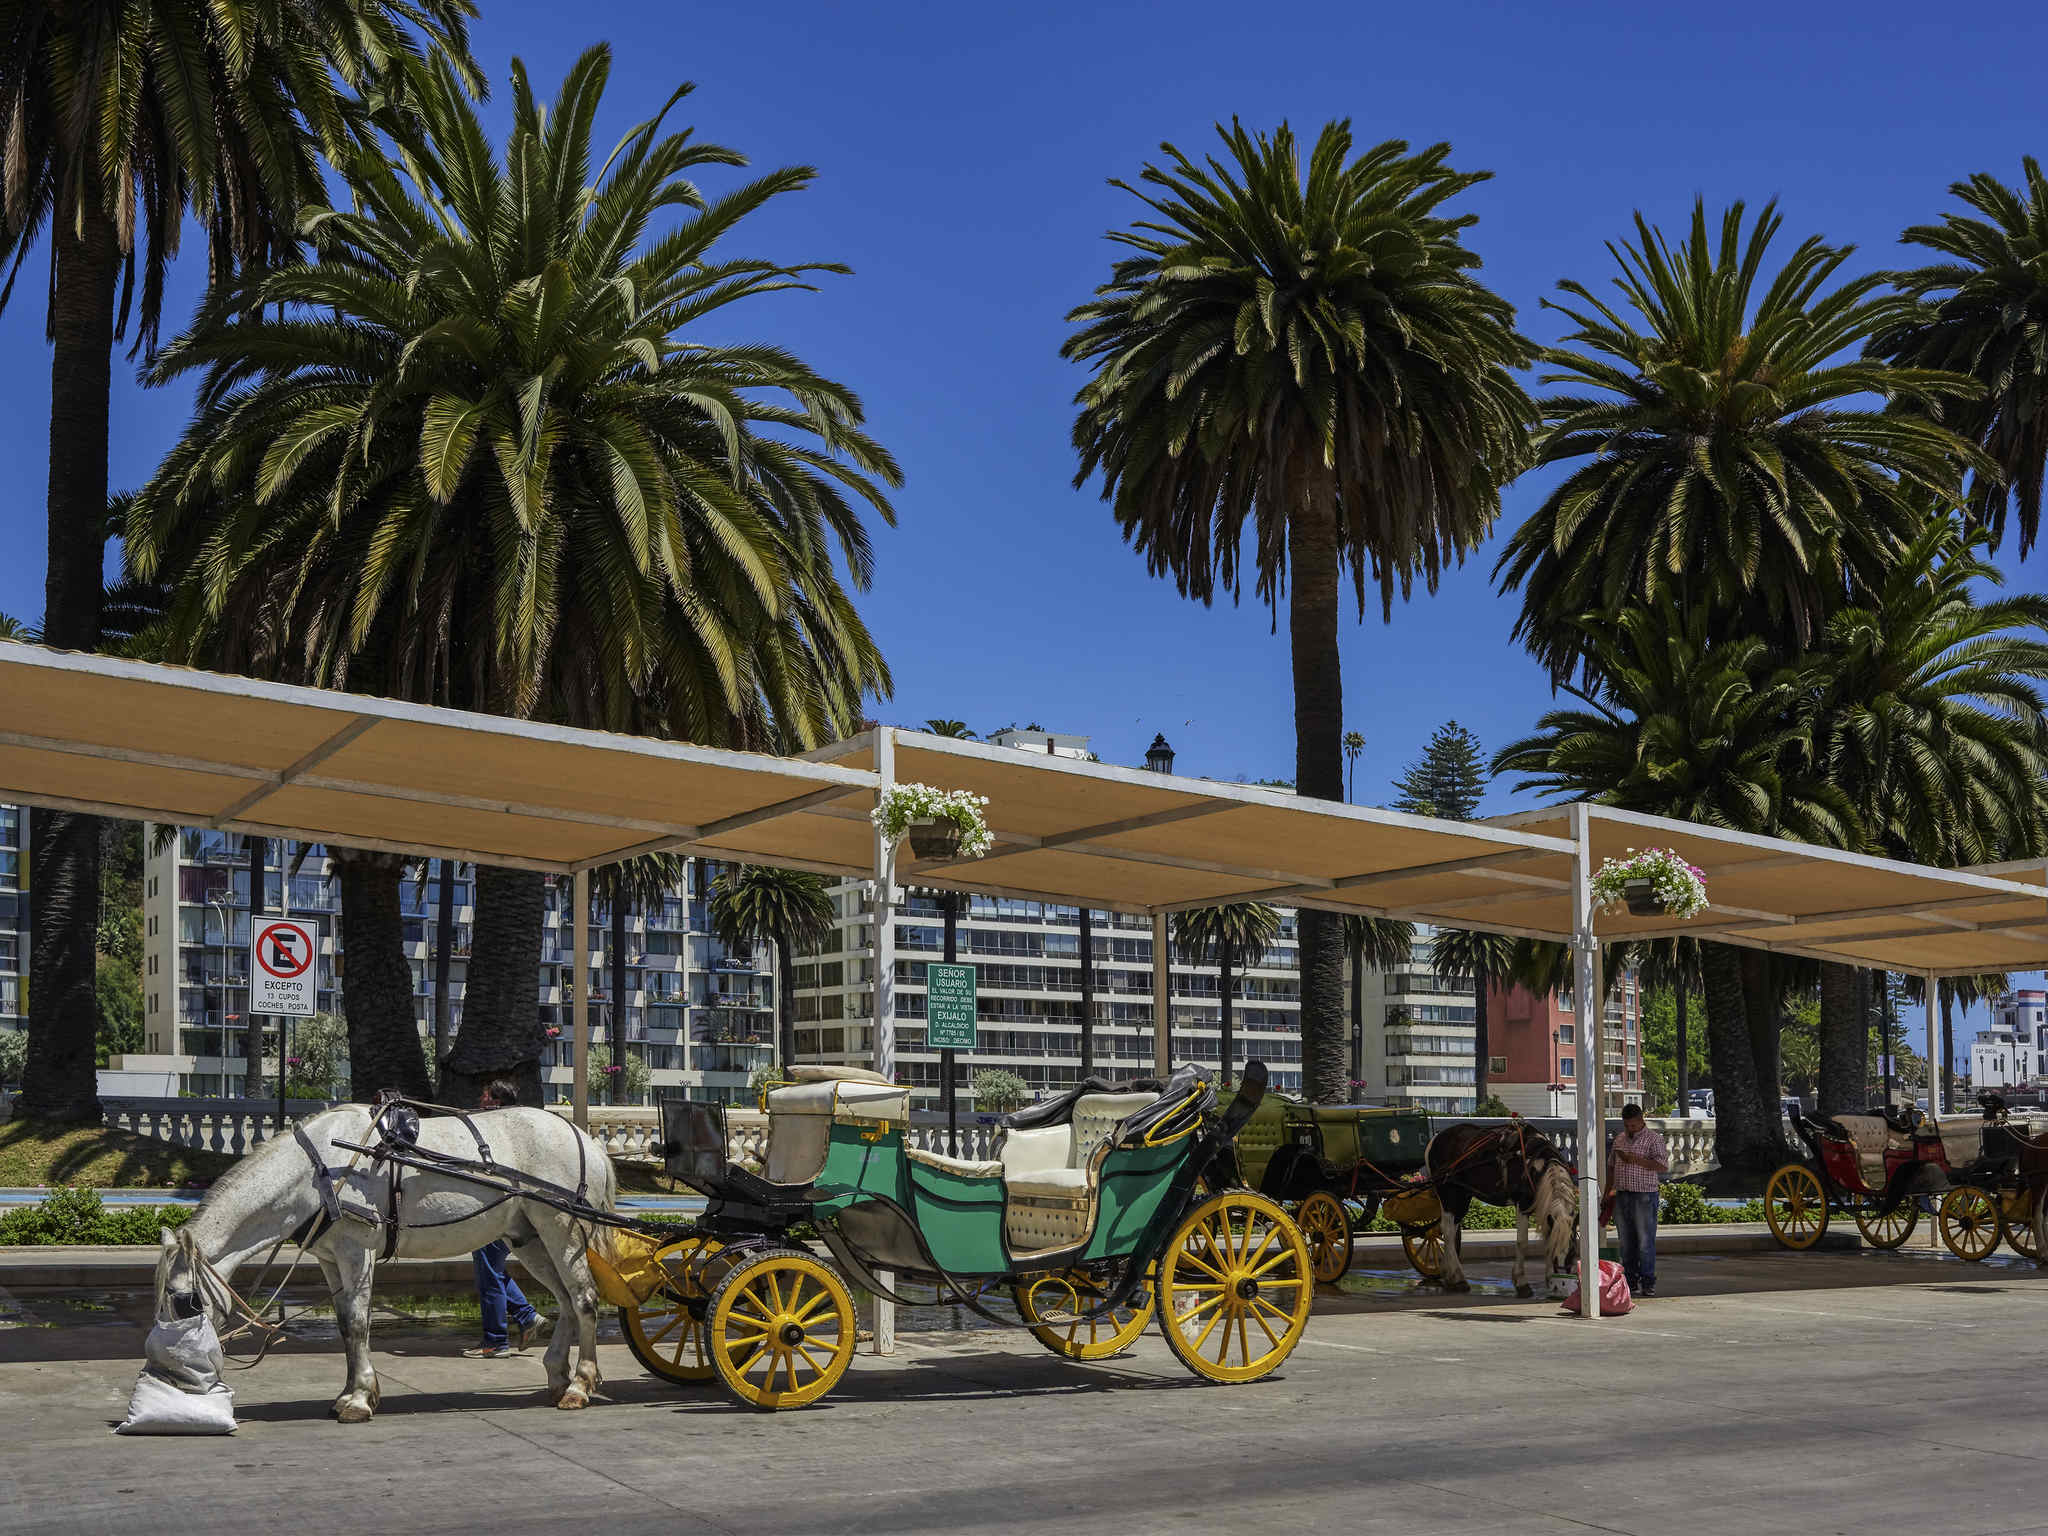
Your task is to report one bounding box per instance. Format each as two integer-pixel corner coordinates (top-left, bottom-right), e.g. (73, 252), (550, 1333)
(763, 1077), (910, 1185)
(998, 1091), (1158, 1250)
(905, 1145), (1003, 1179)
(1817, 1113), (1899, 1190)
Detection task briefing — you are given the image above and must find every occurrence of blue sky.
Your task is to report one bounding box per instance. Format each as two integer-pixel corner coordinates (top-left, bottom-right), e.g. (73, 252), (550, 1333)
(1, 1), (2041, 1034)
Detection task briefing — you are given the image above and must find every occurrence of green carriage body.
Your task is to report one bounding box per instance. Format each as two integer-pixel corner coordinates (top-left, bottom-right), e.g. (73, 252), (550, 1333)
(1228, 1093), (1432, 1208)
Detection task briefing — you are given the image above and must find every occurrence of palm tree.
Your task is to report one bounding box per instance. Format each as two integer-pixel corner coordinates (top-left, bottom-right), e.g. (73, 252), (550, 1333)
(1871, 161), (2048, 557)
(1496, 199), (1985, 685)
(1065, 121), (1533, 1102)
(1428, 925), (1516, 1105)
(1493, 601), (1856, 1178)
(924, 720), (975, 739)
(1807, 519), (2048, 1110)
(1342, 731), (1365, 802)
(1343, 913), (1412, 1091)
(1173, 902), (1282, 1089)
(709, 865), (837, 1071)
(130, 46), (897, 1105)
(0, 0), (474, 1126)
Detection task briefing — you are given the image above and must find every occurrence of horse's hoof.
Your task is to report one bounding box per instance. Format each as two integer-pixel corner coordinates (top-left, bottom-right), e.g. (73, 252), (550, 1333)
(335, 1399), (374, 1424)
(555, 1387), (589, 1411)
(1515, 1284), (1535, 1299)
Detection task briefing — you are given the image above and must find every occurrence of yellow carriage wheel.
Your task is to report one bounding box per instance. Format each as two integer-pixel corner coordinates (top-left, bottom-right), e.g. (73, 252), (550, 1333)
(1852, 1200), (1919, 1251)
(2003, 1190), (2041, 1262)
(1295, 1192), (1354, 1285)
(1154, 1190), (1313, 1385)
(706, 1249), (856, 1410)
(1012, 1266), (1154, 1360)
(620, 1236), (720, 1383)
(1938, 1186), (2003, 1262)
(1401, 1224), (1445, 1279)
(1765, 1163), (1830, 1251)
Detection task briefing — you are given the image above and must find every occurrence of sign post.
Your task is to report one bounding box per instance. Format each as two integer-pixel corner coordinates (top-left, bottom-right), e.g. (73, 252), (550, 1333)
(927, 959), (978, 1153)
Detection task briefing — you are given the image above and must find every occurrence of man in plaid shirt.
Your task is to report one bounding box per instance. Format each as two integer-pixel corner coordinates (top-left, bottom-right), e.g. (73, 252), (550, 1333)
(1609, 1104), (1669, 1297)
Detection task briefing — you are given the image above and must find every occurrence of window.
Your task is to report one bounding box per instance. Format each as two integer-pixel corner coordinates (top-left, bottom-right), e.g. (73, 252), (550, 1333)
(1559, 1057), (1575, 1078)
(1557, 1023), (1574, 1044)
(1489, 1056), (1507, 1075)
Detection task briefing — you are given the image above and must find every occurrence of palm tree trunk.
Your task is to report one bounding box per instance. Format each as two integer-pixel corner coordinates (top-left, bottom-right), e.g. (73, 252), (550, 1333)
(445, 865), (547, 1106)
(1220, 941), (1235, 1090)
(243, 837), (266, 1098)
(776, 933), (796, 1071)
(1700, 943), (1773, 1182)
(334, 850), (432, 1100)
(1349, 936), (1364, 1091)
(1741, 949), (1785, 1149)
(19, 203), (120, 1123)
(431, 862), (455, 1071)
(1817, 962), (1862, 1114)
(1289, 485), (1347, 1103)
(1941, 987), (1955, 1108)
(1473, 964), (1490, 1104)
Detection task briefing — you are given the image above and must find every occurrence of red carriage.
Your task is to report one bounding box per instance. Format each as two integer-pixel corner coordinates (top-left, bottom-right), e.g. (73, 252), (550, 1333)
(1765, 1096), (2044, 1261)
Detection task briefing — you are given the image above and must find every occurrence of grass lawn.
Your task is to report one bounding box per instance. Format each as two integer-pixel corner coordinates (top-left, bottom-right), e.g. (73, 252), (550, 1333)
(0, 1119), (238, 1189)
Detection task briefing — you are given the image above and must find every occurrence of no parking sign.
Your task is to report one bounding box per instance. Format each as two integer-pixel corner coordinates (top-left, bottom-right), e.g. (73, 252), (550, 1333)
(251, 918), (318, 1018)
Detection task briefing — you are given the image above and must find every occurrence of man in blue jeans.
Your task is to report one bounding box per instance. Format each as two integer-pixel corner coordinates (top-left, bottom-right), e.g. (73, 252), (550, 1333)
(463, 1078), (545, 1359)
(1609, 1103), (1669, 1298)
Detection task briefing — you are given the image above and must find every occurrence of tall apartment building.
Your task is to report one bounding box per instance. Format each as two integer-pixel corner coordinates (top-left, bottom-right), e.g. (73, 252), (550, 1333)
(1351, 927), (1481, 1115)
(0, 805), (25, 1044)
(1486, 972), (1643, 1116)
(793, 729), (1305, 1104)
(134, 828), (776, 1103)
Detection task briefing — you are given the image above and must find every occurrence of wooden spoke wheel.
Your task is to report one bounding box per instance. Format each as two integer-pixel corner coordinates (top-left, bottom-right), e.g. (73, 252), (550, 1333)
(1012, 1266), (1154, 1360)
(1852, 1199), (1919, 1251)
(1155, 1190), (1313, 1385)
(1401, 1224), (1445, 1279)
(620, 1236), (719, 1383)
(1765, 1163), (1830, 1251)
(1938, 1186), (2003, 1262)
(2001, 1190), (2041, 1262)
(706, 1248), (856, 1410)
(1295, 1191), (1354, 1285)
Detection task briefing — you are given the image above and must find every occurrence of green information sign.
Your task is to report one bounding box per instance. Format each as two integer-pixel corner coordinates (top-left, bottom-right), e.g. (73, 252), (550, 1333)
(926, 962), (979, 1051)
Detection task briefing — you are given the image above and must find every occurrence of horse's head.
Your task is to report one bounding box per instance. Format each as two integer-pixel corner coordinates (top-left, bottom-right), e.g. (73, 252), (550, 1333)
(1533, 1159), (1579, 1272)
(155, 1227), (226, 1328)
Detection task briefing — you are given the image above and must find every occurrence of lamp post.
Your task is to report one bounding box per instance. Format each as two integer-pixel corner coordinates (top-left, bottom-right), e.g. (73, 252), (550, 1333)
(1144, 735), (1174, 1074)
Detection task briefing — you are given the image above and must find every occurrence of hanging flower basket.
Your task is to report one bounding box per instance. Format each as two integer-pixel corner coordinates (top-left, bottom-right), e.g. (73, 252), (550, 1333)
(1590, 847), (1708, 920)
(872, 782), (994, 860)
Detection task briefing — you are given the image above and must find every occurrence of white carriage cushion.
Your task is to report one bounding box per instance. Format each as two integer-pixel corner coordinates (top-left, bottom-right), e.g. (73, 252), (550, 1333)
(997, 1124), (1071, 1181)
(788, 1064), (892, 1085)
(1828, 1114), (1897, 1189)
(1067, 1093), (1157, 1168)
(763, 1080), (911, 1184)
(905, 1145), (1004, 1179)
(1005, 1167), (1091, 1200)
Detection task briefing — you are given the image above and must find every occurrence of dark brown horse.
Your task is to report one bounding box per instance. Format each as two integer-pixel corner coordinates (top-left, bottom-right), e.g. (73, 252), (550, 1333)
(1423, 1122), (1578, 1297)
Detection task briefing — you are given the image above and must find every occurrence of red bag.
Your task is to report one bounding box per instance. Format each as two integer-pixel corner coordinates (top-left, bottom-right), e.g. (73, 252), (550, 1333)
(1560, 1259), (1634, 1316)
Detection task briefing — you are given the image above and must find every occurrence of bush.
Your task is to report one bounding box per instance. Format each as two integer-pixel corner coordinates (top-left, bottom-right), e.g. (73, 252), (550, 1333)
(0, 1186), (194, 1245)
(971, 1069), (1029, 1113)
(1473, 1094), (1513, 1118)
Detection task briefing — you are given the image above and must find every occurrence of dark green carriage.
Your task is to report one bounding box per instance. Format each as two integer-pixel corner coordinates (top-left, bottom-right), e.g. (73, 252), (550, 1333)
(1219, 1095), (1440, 1282)
(619, 1060), (1316, 1409)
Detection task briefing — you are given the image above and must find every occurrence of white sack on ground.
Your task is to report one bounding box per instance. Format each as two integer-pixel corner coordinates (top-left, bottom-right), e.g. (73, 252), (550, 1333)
(115, 1313), (237, 1435)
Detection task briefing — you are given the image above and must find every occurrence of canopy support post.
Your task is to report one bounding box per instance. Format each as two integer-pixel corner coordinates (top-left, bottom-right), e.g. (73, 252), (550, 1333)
(1152, 913), (1171, 1075)
(871, 729), (896, 1356)
(1570, 803), (1602, 1322)
(571, 867), (590, 1130)
(1925, 970), (1940, 1119)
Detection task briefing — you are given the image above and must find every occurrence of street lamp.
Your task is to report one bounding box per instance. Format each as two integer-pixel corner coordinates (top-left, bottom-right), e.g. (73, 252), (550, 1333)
(1145, 734), (1175, 775)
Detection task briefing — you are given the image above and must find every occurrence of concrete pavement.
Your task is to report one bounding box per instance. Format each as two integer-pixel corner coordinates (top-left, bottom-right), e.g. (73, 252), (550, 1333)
(2, 1243), (2044, 1536)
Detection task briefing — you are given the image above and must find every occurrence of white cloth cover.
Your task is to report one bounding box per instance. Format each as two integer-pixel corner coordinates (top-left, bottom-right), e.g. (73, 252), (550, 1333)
(116, 1314), (237, 1435)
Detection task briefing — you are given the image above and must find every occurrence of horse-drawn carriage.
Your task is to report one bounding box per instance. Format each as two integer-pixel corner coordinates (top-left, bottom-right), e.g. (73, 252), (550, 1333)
(1218, 1096), (1441, 1282)
(1764, 1097), (2045, 1261)
(603, 1059), (1315, 1409)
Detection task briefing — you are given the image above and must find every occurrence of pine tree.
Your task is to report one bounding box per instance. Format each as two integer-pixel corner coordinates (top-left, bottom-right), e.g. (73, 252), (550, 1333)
(1391, 723), (1488, 820)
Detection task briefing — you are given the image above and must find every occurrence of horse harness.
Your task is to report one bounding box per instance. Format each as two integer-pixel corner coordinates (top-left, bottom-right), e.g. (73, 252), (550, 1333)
(292, 1093), (593, 1262)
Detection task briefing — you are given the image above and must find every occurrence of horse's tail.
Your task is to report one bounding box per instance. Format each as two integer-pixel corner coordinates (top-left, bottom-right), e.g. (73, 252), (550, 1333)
(587, 1126), (618, 1214)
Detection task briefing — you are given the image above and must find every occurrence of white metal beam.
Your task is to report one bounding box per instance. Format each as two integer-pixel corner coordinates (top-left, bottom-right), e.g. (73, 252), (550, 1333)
(572, 868), (590, 1130)
(1571, 803), (1602, 1323)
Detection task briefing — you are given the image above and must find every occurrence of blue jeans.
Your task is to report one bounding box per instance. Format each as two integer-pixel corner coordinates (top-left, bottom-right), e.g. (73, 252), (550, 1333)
(1614, 1190), (1658, 1291)
(473, 1240), (539, 1347)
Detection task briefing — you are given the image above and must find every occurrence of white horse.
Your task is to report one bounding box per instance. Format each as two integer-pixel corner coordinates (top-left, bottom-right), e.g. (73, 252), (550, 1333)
(1423, 1123), (1579, 1297)
(155, 1103), (615, 1422)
